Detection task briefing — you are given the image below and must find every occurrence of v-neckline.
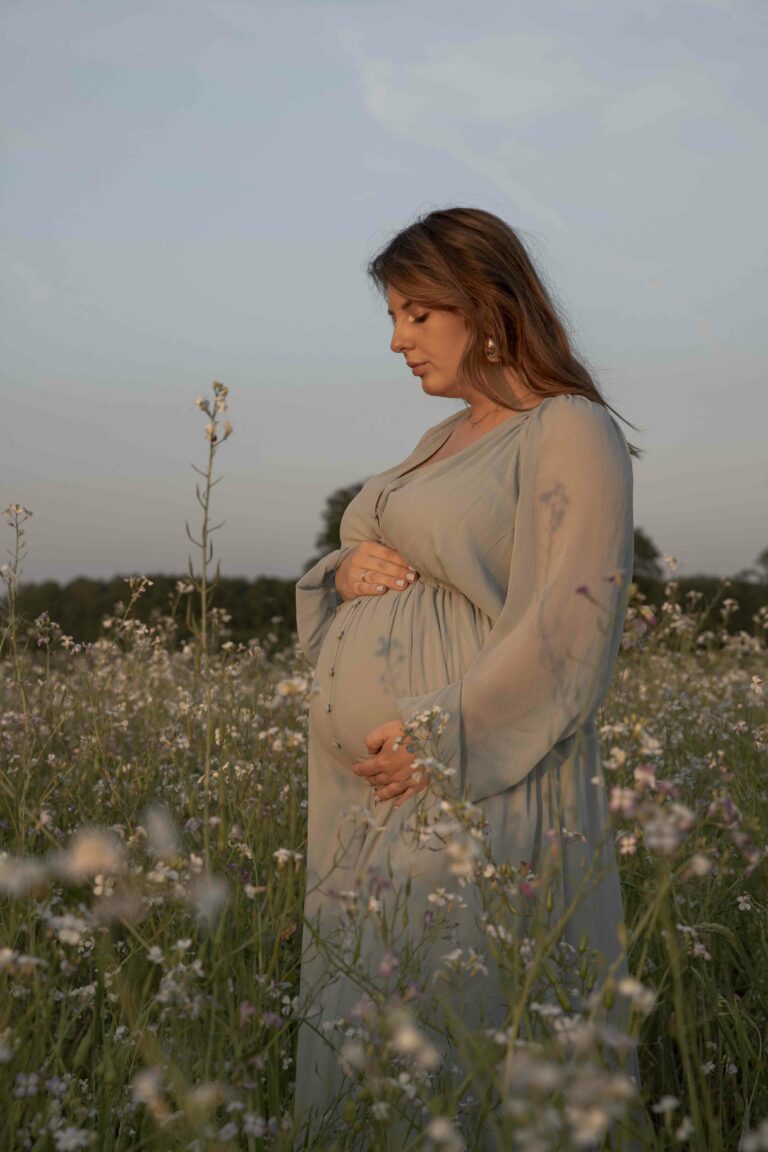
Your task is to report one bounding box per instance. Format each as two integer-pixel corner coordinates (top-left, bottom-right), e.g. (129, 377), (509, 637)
(374, 405), (536, 524)
(397, 405), (534, 481)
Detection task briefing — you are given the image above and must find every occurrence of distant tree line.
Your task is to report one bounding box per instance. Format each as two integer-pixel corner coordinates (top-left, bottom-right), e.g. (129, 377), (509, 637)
(5, 573), (298, 651)
(4, 482), (767, 652)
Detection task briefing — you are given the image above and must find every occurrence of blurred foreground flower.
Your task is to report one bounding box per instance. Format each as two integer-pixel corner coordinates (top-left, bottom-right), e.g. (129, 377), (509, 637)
(188, 872), (229, 929)
(388, 1005), (442, 1071)
(144, 805), (182, 863)
(54, 828), (126, 883)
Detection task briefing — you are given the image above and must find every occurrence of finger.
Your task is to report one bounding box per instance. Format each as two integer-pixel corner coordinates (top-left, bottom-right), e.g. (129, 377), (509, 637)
(364, 766), (397, 786)
(356, 573), (386, 599)
(353, 758), (386, 778)
(364, 543), (416, 569)
(381, 764), (429, 797)
(357, 574), (414, 595)
(394, 788), (416, 809)
(376, 778), (411, 801)
(358, 567), (415, 594)
(360, 553), (419, 582)
(363, 557), (419, 583)
(364, 728), (387, 752)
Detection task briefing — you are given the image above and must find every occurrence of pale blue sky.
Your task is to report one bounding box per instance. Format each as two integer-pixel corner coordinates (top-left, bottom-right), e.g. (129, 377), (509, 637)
(2, 0), (766, 584)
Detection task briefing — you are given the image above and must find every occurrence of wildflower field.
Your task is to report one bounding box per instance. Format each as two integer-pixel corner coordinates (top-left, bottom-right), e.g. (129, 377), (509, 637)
(1, 386), (767, 1151)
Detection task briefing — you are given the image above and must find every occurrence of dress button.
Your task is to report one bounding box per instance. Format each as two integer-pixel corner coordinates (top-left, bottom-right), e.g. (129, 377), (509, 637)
(335, 741), (342, 749)
(326, 704), (332, 713)
(336, 630), (345, 639)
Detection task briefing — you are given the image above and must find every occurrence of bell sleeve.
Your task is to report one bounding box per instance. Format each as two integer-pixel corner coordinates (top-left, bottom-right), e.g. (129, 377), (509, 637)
(295, 545), (358, 668)
(396, 395), (634, 805)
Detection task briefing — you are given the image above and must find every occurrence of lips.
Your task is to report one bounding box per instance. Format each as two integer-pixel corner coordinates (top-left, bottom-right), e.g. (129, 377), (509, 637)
(408, 361), (428, 375)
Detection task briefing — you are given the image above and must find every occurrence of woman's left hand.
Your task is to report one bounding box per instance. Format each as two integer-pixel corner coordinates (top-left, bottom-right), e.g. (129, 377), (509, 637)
(352, 721), (428, 807)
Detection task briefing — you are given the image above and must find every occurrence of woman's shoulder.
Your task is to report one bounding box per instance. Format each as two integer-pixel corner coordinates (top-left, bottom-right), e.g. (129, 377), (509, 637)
(522, 393), (631, 469)
(530, 391), (610, 421)
(527, 392), (624, 441)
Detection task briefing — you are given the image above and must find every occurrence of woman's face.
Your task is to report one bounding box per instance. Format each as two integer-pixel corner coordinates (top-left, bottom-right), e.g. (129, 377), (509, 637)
(386, 285), (471, 399)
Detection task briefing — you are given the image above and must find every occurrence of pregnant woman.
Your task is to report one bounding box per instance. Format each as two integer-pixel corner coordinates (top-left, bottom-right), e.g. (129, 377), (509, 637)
(293, 207), (640, 1146)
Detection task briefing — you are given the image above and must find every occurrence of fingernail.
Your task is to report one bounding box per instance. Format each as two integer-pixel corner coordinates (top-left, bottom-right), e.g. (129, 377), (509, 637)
(376, 584), (385, 592)
(407, 565), (416, 571)
(395, 578), (405, 588)
(406, 572), (416, 582)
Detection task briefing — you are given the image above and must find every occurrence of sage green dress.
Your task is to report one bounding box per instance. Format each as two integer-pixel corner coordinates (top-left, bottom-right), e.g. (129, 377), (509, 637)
(293, 395), (637, 1145)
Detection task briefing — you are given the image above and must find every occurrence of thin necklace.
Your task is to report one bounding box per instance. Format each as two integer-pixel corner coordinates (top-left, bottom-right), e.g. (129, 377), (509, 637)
(465, 404), (503, 427)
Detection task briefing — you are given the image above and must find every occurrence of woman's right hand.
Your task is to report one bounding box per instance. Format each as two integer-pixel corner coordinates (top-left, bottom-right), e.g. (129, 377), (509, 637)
(335, 542), (419, 602)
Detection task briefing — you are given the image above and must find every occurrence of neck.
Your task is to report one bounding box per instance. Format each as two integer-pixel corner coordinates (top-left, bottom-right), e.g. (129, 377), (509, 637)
(463, 366), (535, 424)
(464, 401), (503, 427)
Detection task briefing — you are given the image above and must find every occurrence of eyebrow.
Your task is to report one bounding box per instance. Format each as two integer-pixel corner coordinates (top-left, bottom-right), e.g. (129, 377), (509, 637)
(386, 298), (412, 317)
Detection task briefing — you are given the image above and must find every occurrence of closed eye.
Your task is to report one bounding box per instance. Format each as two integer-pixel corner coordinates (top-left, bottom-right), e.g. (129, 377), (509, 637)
(388, 310), (430, 326)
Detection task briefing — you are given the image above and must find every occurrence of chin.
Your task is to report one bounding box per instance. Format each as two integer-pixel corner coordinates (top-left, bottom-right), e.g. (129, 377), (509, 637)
(421, 376), (454, 398)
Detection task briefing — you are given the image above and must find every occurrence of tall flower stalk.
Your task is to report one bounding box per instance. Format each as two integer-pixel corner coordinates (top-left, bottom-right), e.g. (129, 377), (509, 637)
(186, 381), (233, 863)
(0, 505), (36, 838)
(0, 504), (33, 703)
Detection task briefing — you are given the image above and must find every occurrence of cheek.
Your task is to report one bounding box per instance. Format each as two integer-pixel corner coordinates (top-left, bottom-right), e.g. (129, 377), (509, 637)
(439, 339), (468, 375)
(444, 320), (470, 363)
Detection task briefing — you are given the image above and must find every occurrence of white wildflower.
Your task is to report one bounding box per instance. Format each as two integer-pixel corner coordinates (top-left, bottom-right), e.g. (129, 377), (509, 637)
(618, 977), (657, 1015)
(276, 676), (308, 697)
(389, 1007), (442, 1071)
(676, 1115), (694, 1141)
(652, 1095), (680, 1114)
(51, 913), (90, 946)
(643, 804), (694, 855)
(531, 1001), (563, 1018)
(742, 1119), (768, 1152)
(634, 764), (656, 791)
(132, 1068), (162, 1106)
(188, 873), (229, 929)
(639, 731), (663, 757)
(57, 829), (125, 882)
(685, 854), (712, 878)
(0, 855), (49, 897)
(144, 806), (180, 862)
(609, 787), (638, 818)
(604, 746), (627, 770)
(53, 1128), (94, 1151)
(339, 1040), (367, 1075)
(566, 1103), (614, 1147)
(426, 1116), (465, 1150)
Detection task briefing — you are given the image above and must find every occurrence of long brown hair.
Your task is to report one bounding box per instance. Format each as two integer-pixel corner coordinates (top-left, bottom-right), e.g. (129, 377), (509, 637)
(367, 206), (641, 457)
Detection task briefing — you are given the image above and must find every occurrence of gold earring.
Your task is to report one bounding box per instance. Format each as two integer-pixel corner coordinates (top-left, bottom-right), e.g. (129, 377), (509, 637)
(484, 336), (501, 363)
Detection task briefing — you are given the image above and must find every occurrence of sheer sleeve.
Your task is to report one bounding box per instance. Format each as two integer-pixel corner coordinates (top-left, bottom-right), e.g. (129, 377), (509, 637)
(396, 394), (634, 805)
(295, 545), (358, 668)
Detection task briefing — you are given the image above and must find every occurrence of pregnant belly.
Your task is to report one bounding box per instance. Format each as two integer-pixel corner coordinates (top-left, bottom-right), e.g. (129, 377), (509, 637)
(310, 577), (492, 767)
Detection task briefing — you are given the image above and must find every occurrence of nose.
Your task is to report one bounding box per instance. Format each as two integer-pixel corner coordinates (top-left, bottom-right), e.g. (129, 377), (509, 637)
(390, 320), (414, 355)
